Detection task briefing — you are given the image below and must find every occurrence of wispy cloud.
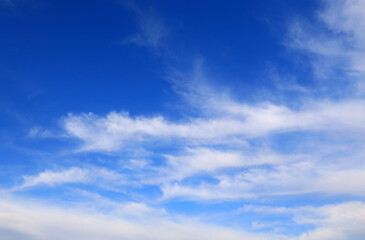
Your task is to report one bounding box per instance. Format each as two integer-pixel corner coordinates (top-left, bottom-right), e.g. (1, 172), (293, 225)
(58, 56), (365, 201)
(63, 99), (365, 152)
(287, 0), (365, 94)
(296, 201), (365, 240)
(26, 127), (52, 138)
(159, 148), (298, 182)
(161, 159), (365, 200)
(121, 0), (168, 48)
(18, 167), (124, 189)
(1, 197), (365, 240)
(0, 197), (275, 240)
(239, 201), (365, 239)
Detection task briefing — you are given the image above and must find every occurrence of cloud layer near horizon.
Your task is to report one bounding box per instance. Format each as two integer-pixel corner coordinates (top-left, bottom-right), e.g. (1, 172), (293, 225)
(1, 197), (365, 240)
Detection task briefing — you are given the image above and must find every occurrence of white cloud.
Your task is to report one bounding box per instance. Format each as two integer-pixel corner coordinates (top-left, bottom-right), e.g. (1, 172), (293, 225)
(239, 204), (300, 215)
(288, 0), (365, 93)
(68, 190), (163, 217)
(238, 201), (365, 240)
(297, 202), (365, 240)
(19, 167), (123, 189)
(159, 148), (298, 182)
(1, 196), (365, 240)
(319, 0), (365, 42)
(161, 159), (365, 200)
(0, 197), (275, 240)
(164, 148), (244, 179)
(63, 99), (365, 152)
(123, 158), (152, 170)
(60, 52), (365, 201)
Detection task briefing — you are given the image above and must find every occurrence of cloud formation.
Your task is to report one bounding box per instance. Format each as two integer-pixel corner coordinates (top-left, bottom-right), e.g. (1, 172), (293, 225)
(0, 198), (274, 240)
(288, 0), (365, 93)
(1, 197), (365, 240)
(63, 99), (365, 151)
(3, 1), (365, 239)
(19, 167), (124, 189)
(121, 0), (168, 48)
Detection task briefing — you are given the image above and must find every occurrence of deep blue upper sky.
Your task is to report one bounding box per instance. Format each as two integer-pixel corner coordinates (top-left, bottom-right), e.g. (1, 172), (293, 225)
(0, 0), (319, 117)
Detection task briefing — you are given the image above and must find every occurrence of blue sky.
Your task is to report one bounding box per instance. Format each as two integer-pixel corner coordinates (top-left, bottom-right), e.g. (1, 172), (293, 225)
(1, 0), (365, 239)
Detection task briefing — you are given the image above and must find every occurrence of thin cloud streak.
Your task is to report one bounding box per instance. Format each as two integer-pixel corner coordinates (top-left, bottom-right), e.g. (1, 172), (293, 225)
(120, 0), (168, 48)
(0, 198), (275, 240)
(287, 0), (365, 93)
(63, 99), (365, 152)
(16, 167), (124, 190)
